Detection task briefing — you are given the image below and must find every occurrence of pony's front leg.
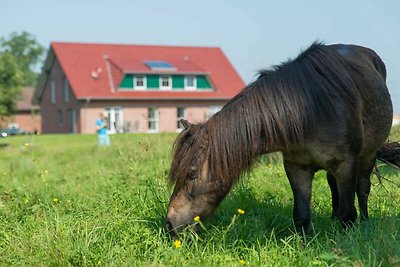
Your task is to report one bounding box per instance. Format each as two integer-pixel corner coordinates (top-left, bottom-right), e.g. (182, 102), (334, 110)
(284, 160), (315, 234)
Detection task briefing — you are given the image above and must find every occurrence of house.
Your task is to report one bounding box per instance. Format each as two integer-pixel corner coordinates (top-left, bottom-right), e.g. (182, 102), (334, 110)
(33, 42), (245, 134)
(0, 87), (41, 133)
(393, 113), (400, 126)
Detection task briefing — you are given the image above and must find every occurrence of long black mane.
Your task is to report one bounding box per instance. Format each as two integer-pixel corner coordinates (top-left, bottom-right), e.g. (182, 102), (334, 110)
(171, 42), (360, 191)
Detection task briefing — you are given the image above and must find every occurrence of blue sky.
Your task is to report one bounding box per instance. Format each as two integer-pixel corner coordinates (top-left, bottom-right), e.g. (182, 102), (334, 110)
(1, 0), (399, 112)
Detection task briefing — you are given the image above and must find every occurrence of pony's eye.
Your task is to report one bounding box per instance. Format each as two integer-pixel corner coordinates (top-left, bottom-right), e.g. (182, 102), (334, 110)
(188, 191), (196, 200)
(188, 166), (197, 180)
(188, 171), (197, 180)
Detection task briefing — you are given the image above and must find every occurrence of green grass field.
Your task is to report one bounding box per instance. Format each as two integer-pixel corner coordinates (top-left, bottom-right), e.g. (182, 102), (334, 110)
(0, 128), (399, 266)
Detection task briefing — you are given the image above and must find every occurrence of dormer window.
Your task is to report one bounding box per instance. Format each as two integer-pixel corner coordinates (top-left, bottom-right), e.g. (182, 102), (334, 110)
(134, 75), (146, 89)
(185, 75), (196, 90)
(160, 75), (172, 90)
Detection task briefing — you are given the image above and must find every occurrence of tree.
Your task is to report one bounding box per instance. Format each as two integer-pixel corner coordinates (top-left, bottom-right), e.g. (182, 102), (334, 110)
(0, 52), (23, 119)
(0, 31), (45, 86)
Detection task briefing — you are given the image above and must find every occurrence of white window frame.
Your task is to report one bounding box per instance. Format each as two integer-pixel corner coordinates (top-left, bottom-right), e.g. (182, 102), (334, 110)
(105, 107), (124, 134)
(176, 107), (187, 132)
(159, 75), (172, 90)
(50, 79), (56, 104)
(148, 107), (159, 133)
(134, 75), (147, 90)
(184, 75), (197, 90)
(64, 77), (70, 103)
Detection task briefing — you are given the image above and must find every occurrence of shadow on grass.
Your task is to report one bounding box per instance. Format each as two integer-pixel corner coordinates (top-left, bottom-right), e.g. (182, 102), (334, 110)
(0, 143), (9, 149)
(141, 167), (399, 255)
(142, 183), (337, 246)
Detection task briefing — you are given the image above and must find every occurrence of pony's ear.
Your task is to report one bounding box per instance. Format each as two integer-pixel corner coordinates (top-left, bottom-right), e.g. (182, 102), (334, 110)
(180, 119), (191, 130)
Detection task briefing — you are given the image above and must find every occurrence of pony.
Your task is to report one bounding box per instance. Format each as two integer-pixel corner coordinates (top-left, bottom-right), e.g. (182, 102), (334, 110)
(166, 42), (398, 235)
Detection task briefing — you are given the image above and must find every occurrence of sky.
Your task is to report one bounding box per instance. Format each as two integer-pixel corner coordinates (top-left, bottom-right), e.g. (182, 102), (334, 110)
(1, 0), (399, 112)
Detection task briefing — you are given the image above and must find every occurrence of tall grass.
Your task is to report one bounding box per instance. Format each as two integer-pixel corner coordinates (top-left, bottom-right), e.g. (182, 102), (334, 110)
(0, 129), (399, 266)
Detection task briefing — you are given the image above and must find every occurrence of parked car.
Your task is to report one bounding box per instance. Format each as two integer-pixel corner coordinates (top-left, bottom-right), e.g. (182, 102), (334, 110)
(0, 127), (28, 137)
(0, 130), (7, 138)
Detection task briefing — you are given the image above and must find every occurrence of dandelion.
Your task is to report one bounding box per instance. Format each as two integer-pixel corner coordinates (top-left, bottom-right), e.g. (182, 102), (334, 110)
(237, 208), (245, 215)
(52, 198), (58, 203)
(24, 143), (30, 147)
(239, 259), (246, 265)
(194, 215), (200, 222)
(44, 170), (48, 174)
(174, 239), (182, 249)
(2, 172), (6, 176)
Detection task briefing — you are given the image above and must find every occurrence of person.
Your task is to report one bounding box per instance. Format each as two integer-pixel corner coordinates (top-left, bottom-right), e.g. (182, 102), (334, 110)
(96, 112), (110, 146)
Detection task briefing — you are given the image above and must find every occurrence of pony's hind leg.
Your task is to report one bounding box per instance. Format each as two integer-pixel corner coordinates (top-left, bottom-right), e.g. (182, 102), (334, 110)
(327, 172), (339, 219)
(357, 157), (375, 221)
(331, 156), (358, 228)
(284, 160), (315, 234)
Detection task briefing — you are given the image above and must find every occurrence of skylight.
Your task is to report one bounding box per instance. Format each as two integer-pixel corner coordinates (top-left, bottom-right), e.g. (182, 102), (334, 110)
(144, 61), (176, 71)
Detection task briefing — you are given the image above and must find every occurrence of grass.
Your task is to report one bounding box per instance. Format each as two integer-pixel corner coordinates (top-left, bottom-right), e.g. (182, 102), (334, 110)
(0, 127), (399, 266)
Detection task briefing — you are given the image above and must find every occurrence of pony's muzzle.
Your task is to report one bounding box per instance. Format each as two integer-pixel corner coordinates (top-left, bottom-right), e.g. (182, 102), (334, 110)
(166, 219), (179, 238)
(166, 220), (174, 233)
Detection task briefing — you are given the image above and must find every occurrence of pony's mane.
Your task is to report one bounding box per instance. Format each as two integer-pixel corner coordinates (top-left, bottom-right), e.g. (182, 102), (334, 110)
(171, 42), (360, 190)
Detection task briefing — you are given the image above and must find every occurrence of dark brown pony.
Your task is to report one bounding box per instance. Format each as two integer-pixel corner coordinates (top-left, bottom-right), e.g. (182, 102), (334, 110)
(167, 42), (399, 235)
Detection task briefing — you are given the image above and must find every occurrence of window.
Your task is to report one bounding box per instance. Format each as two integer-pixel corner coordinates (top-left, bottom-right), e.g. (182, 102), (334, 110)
(177, 107), (186, 130)
(134, 75), (146, 89)
(148, 108), (159, 132)
(69, 109), (77, 133)
(159, 76), (172, 90)
(144, 61), (176, 71)
(57, 109), (63, 126)
(50, 79), (56, 104)
(185, 76), (196, 90)
(64, 77), (70, 102)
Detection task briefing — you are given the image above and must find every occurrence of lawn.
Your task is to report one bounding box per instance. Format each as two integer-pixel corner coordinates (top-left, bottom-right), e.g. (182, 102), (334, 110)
(0, 128), (399, 266)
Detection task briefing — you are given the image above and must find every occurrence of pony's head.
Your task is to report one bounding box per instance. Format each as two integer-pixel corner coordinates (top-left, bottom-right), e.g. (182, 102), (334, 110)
(166, 119), (228, 235)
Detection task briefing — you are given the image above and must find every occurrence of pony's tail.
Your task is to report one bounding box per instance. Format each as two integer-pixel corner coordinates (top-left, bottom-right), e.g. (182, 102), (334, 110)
(377, 142), (400, 169)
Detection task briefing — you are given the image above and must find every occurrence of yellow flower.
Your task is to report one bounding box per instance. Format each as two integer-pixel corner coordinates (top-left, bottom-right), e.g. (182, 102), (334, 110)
(237, 208), (245, 215)
(239, 259), (246, 265)
(174, 239), (182, 249)
(52, 198), (58, 203)
(24, 143), (30, 147)
(194, 215), (200, 222)
(2, 172), (6, 176)
(44, 170), (48, 174)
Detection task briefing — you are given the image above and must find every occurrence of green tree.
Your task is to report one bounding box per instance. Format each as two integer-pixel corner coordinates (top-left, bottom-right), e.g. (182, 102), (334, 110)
(0, 52), (23, 119)
(0, 31), (45, 86)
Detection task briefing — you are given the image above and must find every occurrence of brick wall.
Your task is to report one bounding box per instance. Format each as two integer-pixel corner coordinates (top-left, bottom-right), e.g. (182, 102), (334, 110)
(40, 58), (82, 134)
(79, 100), (226, 134)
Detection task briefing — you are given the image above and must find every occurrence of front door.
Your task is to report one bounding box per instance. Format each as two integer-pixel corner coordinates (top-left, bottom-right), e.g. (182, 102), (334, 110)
(105, 107), (123, 134)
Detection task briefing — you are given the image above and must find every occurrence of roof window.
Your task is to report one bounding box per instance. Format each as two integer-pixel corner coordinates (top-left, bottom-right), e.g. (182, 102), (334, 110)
(144, 61), (176, 71)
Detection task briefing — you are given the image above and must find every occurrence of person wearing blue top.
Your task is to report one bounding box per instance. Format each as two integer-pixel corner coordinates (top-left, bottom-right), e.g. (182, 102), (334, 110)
(96, 112), (110, 146)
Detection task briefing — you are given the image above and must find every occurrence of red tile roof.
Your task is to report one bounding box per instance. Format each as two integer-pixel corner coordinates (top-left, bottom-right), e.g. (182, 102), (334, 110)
(50, 42), (245, 100)
(17, 87), (40, 111)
